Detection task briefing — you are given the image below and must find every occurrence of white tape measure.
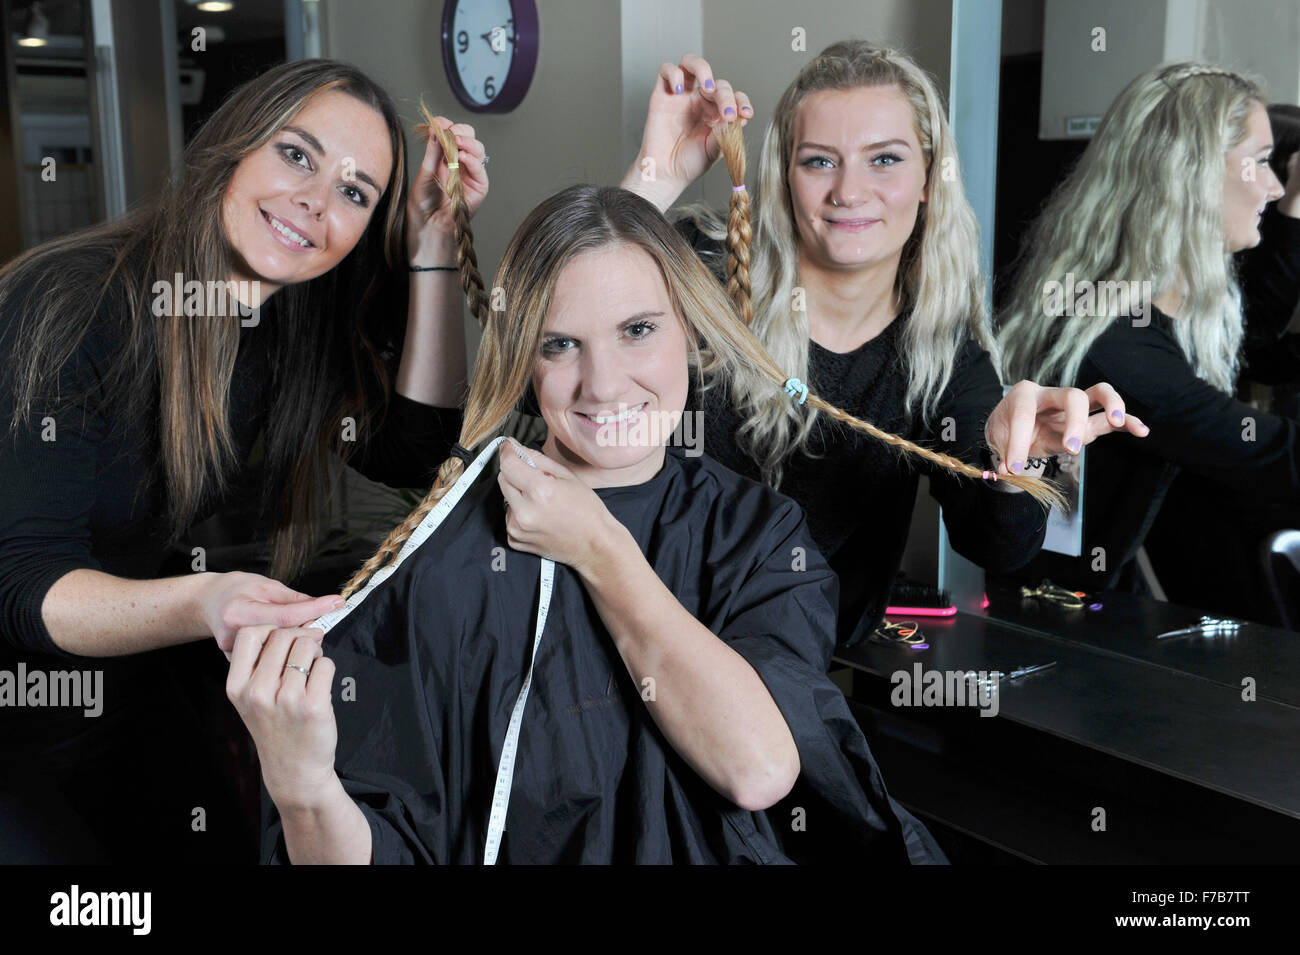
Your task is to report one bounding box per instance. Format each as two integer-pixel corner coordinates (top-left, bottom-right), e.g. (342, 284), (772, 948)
(482, 556), (553, 865)
(312, 436), (509, 634)
(308, 436), (554, 866)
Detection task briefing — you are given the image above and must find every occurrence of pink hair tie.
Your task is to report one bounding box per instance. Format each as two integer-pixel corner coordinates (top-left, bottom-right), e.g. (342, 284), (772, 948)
(732, 184), (746, 192)
(981, 470), (999, 482)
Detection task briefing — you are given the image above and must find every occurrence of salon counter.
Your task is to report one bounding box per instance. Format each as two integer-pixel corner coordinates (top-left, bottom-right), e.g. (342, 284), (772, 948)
(833, 585), (1300, 863)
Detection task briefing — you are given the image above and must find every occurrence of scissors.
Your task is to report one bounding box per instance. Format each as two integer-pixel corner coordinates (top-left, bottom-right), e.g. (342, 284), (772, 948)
(1156, 616), (1242, 641)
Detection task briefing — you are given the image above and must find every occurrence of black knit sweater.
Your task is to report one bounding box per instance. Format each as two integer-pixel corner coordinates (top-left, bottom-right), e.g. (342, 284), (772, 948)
(676, 218), (1048, 643)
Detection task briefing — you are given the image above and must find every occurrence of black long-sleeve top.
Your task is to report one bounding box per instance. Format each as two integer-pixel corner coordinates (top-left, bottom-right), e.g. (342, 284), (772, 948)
(1010, 210), (1300, 595)
(675, 219), (1048, 643)
(0, 250), (461, 774)
(1238, 208), (1300, 386)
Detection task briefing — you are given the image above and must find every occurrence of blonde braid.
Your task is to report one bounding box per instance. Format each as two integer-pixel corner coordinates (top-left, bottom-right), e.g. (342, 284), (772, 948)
(340, 106), (501, 598)
(340, 457), (466, 598)
(718, 122), (753, 325)
(416, 101), (490, 327)
(807, 395), (1066, 510)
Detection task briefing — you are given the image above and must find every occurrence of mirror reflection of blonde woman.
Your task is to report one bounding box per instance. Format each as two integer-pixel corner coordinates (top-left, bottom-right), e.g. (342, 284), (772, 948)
(997, 63), (1297, 598)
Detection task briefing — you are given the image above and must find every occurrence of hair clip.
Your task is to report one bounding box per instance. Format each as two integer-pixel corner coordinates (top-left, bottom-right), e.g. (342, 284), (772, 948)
(870, 620), (925, 647)
(732, 184), (746, 192)
(1019, 581), (1086, 609)
(981, 470), (999, 482)
(783, 377), (809, 405)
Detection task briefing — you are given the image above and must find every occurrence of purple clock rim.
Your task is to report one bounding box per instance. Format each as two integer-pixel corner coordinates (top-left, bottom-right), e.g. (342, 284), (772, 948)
(440, 0), (539, 114)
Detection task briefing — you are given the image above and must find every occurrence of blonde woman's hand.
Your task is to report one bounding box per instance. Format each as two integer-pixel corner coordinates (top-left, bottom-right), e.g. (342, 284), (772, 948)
(226, 624), (339, 811)
(621, 53), (753, 213)
(496, 438), (626, 574)
(984, 381), (1150, 475)
(406, 116), (488, 265)
(197, 571), (345, 658)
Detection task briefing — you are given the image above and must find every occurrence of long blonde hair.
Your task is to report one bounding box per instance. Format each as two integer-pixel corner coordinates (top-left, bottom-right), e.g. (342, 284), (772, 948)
(679, 39), (989, 487)
(998, 62), (1267, 393)
(340, 127), (1060, 597)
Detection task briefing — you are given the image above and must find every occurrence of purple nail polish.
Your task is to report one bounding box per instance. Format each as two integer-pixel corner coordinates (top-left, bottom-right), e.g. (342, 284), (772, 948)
(724, 106), (735, 116)
(1011, 460), (1024, 473)
(1111, 410), (1124, 424)
(1066, 436), (1081, 453)
(704, 79), (715, 91)
(1089, 603), (1103, 611)
(675, 83), (683, 94)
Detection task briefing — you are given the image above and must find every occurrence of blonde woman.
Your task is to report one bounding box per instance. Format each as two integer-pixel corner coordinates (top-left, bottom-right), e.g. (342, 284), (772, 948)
(998, 63), (1298, 597)
(230, 184), (948, 864)
(621, 42), (1148, 642)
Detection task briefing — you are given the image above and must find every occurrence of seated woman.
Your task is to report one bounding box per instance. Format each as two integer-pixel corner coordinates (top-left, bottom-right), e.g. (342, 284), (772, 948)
(997, 63), (1299, 598)
(224, 177), (988, 863)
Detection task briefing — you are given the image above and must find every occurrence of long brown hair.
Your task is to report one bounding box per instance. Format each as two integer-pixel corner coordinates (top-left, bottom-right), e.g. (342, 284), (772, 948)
(1, 59), (410, 583)
(341, 133), (1060, 598)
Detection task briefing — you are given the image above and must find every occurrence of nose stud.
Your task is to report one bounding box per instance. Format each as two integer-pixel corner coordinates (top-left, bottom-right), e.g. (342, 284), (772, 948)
(831, 197), (841, 208)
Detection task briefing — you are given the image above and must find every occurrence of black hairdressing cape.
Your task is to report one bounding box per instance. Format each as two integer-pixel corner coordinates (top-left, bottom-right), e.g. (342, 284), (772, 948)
(263, 444), (946, 864)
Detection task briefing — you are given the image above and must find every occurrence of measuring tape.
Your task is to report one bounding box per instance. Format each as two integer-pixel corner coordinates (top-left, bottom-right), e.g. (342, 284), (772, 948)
(482, 555), (553, 864)
(308, 436), (555, 866)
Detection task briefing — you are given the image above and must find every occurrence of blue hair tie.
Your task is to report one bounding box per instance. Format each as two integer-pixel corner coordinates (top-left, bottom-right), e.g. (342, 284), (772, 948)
(783, 377), (809, 405)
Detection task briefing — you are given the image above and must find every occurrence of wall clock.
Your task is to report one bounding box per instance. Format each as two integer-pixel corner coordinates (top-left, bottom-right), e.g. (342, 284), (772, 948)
(441, 0), (539, 113)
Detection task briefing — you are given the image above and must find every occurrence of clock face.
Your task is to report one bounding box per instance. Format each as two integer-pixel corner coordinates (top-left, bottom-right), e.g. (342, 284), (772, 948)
(442, 0), (537, 112)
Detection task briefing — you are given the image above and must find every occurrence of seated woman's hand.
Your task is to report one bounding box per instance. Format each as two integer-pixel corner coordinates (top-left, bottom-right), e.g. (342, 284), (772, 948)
(621, 52), (752, 210)
(984, 380), (1150, 475)
(225, 624), (339, 811)
(496, 438), (624, 574)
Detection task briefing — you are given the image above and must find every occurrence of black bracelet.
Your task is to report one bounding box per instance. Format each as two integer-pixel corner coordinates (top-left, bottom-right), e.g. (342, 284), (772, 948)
(409, 264), (458, 272)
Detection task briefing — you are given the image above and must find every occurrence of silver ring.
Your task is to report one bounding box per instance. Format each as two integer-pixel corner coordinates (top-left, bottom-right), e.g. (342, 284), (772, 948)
(283, 663), (311, 676)
(482, 155), (489, 166)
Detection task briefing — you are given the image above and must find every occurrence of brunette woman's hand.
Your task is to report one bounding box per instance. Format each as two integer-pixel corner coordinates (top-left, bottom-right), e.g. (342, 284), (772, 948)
(984, 380), (1150, 475)
(620, 53), (753, 212)
(225, 623), (338, 811)
(197, 571), (345, 657)
(406, 116), (488, 264)
(496, 438), (626, 574)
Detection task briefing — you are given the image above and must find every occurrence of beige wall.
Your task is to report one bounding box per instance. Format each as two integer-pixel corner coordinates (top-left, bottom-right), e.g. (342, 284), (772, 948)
(320, 0), (625, 360)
